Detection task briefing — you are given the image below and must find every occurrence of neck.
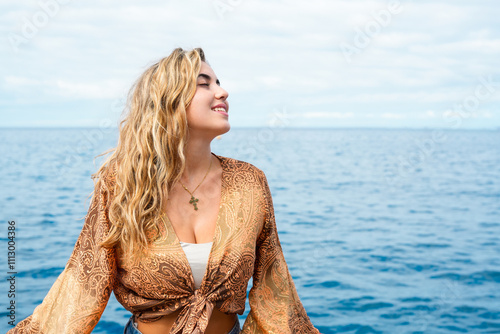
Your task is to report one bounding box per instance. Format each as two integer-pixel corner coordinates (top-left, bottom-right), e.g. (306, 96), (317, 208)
(183, 136), (213, 182)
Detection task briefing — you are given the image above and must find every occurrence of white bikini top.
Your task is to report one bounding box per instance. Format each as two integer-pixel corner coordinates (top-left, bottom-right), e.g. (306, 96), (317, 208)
(179, 241), (213, 289)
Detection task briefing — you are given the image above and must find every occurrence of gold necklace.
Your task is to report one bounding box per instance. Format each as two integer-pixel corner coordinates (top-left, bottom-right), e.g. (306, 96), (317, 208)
(179, 157), (212, 211)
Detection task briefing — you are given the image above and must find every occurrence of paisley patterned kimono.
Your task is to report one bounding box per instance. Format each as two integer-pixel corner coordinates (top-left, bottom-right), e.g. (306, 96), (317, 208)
(8, 155), (320, 334)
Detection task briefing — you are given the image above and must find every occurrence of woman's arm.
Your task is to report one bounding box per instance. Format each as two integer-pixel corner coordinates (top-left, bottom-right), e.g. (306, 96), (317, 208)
(241, 169), (321, 333)
(7, 173), (118, 334)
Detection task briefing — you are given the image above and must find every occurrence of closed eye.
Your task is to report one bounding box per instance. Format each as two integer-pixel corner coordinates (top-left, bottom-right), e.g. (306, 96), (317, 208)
(198, 73), (221, 86)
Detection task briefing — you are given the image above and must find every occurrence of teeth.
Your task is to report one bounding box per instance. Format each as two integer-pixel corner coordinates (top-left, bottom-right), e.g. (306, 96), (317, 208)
(213, 107), (226, 112)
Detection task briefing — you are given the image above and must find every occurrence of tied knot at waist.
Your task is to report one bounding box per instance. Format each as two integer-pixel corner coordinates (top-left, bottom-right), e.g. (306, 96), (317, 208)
(170, 289), (215, 334)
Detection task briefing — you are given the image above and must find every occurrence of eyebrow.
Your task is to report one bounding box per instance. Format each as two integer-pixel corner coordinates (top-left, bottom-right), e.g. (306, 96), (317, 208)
(198, 73), (220, 85)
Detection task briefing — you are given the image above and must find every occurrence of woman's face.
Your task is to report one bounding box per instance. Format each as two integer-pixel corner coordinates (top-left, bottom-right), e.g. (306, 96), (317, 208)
(186, 62), (230, 138)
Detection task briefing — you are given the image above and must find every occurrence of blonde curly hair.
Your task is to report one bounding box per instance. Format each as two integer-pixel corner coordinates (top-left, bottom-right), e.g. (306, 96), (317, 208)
(91, 47), (205, 261)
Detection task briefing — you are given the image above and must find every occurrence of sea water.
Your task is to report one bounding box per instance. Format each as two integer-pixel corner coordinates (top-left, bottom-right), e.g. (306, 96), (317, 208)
(1, 128), (499, 333)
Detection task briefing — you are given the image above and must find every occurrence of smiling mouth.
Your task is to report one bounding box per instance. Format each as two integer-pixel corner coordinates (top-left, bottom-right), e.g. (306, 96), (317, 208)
(212, 107), (228, 116)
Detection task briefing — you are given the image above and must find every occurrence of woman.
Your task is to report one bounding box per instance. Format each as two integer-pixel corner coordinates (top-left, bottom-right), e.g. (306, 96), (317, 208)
(8, 48), (320, 334)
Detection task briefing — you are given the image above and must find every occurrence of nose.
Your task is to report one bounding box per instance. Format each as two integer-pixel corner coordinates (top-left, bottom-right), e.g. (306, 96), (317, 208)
(215, 85), (228, 100)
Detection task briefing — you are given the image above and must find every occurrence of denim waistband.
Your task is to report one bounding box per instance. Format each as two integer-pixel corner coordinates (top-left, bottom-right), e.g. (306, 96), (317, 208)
(123, 315), (141, 334)
(227, 318), (241, 334)
(123, 315), (241, 334)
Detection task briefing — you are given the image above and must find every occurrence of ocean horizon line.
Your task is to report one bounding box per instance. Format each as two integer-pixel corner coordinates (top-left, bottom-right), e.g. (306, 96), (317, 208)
(1, 126), (500, 131)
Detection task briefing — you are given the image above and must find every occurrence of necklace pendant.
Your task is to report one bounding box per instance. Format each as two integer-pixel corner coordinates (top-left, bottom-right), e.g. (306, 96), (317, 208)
(180, 157), (212, 212)
(189, 195), (199, 211)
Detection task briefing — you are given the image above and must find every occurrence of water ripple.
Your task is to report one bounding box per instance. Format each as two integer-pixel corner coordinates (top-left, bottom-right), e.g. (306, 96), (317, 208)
(4, 128), (500, 333)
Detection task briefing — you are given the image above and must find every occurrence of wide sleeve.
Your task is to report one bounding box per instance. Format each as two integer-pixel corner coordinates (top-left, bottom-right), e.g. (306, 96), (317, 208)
(241, 170), (321, 333)
(8, 174), (118, 334)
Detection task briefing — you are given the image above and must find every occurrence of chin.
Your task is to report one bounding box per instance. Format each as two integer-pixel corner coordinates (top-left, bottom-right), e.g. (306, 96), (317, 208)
(218, 123), (231, 135)
(212, 119), (230, 136)
(189, 121), (230, 138)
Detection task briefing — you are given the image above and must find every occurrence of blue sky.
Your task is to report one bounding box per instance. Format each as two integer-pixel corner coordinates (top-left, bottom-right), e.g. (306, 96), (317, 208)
(1, 0), (499, 129)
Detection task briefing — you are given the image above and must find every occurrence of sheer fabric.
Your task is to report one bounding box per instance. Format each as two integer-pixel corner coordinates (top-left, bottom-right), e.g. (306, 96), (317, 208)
(8, 155), (320, 334)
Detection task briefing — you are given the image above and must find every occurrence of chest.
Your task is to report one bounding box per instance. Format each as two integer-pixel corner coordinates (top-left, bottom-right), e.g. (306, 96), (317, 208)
(164, 173), (222, 244)
(116, 164), (269, 296)
(117, 188), (266, 297)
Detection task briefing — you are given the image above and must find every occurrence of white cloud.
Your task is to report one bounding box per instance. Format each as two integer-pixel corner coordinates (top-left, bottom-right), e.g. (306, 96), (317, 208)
(480, 111), (494, 118)
(1, 0), (499, 128)
(4, 76), (42, 86)
(381, 112), (405, 119)
(55, 79), (126, 99)
(302, 112), (355, 119)
(3, 76), (125, 99)
(412, 110), (437, 119)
